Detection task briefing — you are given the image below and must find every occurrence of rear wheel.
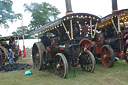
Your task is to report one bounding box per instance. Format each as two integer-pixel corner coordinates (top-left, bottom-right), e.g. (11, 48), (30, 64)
(124, 44), (128, 63)
(79, 50), (95, 72)
(32, 42), (45, 70)
(0, 46), (9, 65)
(101, 45), (115, 67)
(54, 53), (68, 78)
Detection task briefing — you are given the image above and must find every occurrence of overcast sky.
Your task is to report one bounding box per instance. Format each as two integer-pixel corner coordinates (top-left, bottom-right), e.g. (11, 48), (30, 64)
(0, 0), (128, 36)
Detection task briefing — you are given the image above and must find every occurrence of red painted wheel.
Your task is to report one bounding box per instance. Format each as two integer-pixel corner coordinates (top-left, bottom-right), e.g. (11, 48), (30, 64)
(124, 44), (128, 63)
(101, 45), (115, 67)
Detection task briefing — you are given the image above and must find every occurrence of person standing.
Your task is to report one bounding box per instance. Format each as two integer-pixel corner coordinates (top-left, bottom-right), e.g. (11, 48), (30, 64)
(0, 49), (2, 67)
(9, 49), (15, 64)
(18, 49), (22, 60)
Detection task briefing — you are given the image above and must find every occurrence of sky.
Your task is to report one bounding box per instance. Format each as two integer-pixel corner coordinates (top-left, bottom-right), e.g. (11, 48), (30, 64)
(0, 0), (128, 36)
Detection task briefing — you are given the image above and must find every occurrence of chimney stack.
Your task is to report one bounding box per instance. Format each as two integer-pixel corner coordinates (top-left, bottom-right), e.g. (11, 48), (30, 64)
(112, 0), (118, 13)
(65, 0), (73, 15)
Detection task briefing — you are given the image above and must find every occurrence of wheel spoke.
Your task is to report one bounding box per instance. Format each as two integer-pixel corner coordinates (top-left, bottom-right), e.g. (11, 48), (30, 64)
(88, 64), (93, 71)
(104, 48), (107, 54)
(85, 44), (89, 48)
(56, 58), (64, 77)
(59, 58), (62, 64)
(59, 65), (64, 77)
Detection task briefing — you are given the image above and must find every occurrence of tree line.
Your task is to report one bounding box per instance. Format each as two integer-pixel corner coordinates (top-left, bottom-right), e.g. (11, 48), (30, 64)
(0, 0), (61, 39)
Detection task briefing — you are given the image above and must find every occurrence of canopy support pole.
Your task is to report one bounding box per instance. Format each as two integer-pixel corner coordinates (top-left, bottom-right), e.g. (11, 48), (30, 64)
(62, 22), (71, 40)
(92, 23), (98, 38)
(111, 17), (119, 34)
(70, 20), (73, 40)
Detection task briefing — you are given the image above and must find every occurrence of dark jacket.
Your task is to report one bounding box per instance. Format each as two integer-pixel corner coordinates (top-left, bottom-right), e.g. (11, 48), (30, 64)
(0, 50), (2, 56)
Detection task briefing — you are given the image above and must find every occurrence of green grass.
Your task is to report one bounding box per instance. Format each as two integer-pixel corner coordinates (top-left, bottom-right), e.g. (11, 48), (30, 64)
(0, 57), (128, 85)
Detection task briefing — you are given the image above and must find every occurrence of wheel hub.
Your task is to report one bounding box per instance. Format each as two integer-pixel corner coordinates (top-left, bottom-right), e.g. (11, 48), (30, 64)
(103, 54), (106, 58)
(36, 53), (39, 57)
(56, 64), (60, 69)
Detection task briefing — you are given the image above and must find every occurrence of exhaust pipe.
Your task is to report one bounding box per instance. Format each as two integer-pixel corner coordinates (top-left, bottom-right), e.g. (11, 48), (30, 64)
(112, 0), (118, 13)
(65, 0), (73, 15)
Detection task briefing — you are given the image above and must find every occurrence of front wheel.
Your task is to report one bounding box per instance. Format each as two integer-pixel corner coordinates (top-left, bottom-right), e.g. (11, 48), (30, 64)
(101, 45), (115, 67)
(54, 53), (68, 78)
(79, 50), (95, 72)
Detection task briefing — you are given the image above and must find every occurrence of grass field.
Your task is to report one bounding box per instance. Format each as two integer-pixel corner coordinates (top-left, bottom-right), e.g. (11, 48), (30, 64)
(0, 57), (128, 85)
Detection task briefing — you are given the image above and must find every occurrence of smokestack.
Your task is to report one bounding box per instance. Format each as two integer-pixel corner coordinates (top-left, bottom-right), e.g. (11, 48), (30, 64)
(65, 0), (73, 15)
(112, 0), (118, 13)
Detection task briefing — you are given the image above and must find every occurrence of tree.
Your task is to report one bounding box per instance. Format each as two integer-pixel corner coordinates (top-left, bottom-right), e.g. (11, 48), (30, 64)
(0, 0), (21, 28)
(0, 33), (6, 44)
(12, 26), (35, 39)
(24, 2), (61, 30)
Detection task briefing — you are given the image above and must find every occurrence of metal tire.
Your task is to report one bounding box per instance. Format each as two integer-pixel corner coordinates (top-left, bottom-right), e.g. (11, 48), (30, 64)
(32, 42), (45, 71)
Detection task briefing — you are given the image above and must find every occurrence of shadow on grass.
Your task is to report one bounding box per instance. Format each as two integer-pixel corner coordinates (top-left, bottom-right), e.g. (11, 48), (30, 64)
(31, 58), (128, 80)
(39, 64), (96, 79)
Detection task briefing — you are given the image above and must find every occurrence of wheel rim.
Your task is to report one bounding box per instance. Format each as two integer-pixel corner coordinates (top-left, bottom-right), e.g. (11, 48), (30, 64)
(101, 46), (112, 67)
(124, 44), (128, 63)
(80, 51), (95, 72)
(54, 53), (68, 78)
